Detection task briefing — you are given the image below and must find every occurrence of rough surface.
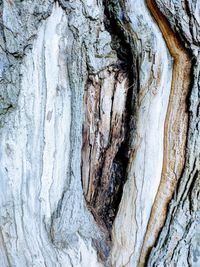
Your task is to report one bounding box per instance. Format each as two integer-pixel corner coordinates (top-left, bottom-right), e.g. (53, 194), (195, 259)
(82, 68), (129, 230)
(111, 0), (173, 266)
(0, 1), (115, 266)
(0, 0), (53, 122)
(146, 1), (200, 266)
(0, 0), (199, 266)
(139, 0), (192, 264)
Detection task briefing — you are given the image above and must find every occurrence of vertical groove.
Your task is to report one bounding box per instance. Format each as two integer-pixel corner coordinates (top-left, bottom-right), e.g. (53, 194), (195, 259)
(139, 0), (192, 265)
(81, 0), (138, 233)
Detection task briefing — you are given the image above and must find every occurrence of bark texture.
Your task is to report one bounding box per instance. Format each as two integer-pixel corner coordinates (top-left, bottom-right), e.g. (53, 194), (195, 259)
(0, 0), (199, 267)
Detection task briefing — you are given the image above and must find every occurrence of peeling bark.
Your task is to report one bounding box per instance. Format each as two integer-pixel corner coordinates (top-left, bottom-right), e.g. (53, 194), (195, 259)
(0, 0), (199, 267)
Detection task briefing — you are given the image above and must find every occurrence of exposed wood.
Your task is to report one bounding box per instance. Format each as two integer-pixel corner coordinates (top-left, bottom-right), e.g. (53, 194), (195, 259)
(139, 0), (192, 264)
(82, 68), (129, 230)
(0, 0), (199, 266)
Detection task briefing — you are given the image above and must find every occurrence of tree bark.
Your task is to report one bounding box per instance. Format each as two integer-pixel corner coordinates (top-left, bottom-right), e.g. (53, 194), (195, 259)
(0, 0), (199, 266)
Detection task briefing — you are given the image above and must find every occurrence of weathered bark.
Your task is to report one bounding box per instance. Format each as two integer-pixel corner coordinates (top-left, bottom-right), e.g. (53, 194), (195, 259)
(0, 0), (199, 267)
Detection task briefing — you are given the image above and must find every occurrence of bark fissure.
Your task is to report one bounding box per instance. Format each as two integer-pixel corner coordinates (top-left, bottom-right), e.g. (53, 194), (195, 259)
(81, 0), (138, 233)
(0, 0), (199, 266)
(139, 0), (192, 265)
(82, 68), (130, 231)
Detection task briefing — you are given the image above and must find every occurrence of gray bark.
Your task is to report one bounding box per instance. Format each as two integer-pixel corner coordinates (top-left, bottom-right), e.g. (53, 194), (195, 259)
(0, 0), (199, 266)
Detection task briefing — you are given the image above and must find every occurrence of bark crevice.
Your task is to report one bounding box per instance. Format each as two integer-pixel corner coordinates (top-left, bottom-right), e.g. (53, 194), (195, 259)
(81, 0), (138, 235)
(139, 0), (193, 265)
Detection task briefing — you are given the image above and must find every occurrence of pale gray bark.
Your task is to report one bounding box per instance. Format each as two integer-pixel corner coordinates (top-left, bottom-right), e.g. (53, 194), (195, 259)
(0, 0), (199, 267)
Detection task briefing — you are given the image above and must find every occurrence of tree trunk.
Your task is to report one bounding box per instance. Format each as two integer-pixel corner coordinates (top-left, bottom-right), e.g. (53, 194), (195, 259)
(0, 0), (199, 266)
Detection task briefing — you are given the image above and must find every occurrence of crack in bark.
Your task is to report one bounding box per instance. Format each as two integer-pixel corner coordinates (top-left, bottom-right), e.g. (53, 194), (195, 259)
(81, 0), (138, 236)
(139, 0), (192, 265)
(82, 68), (130, 232)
